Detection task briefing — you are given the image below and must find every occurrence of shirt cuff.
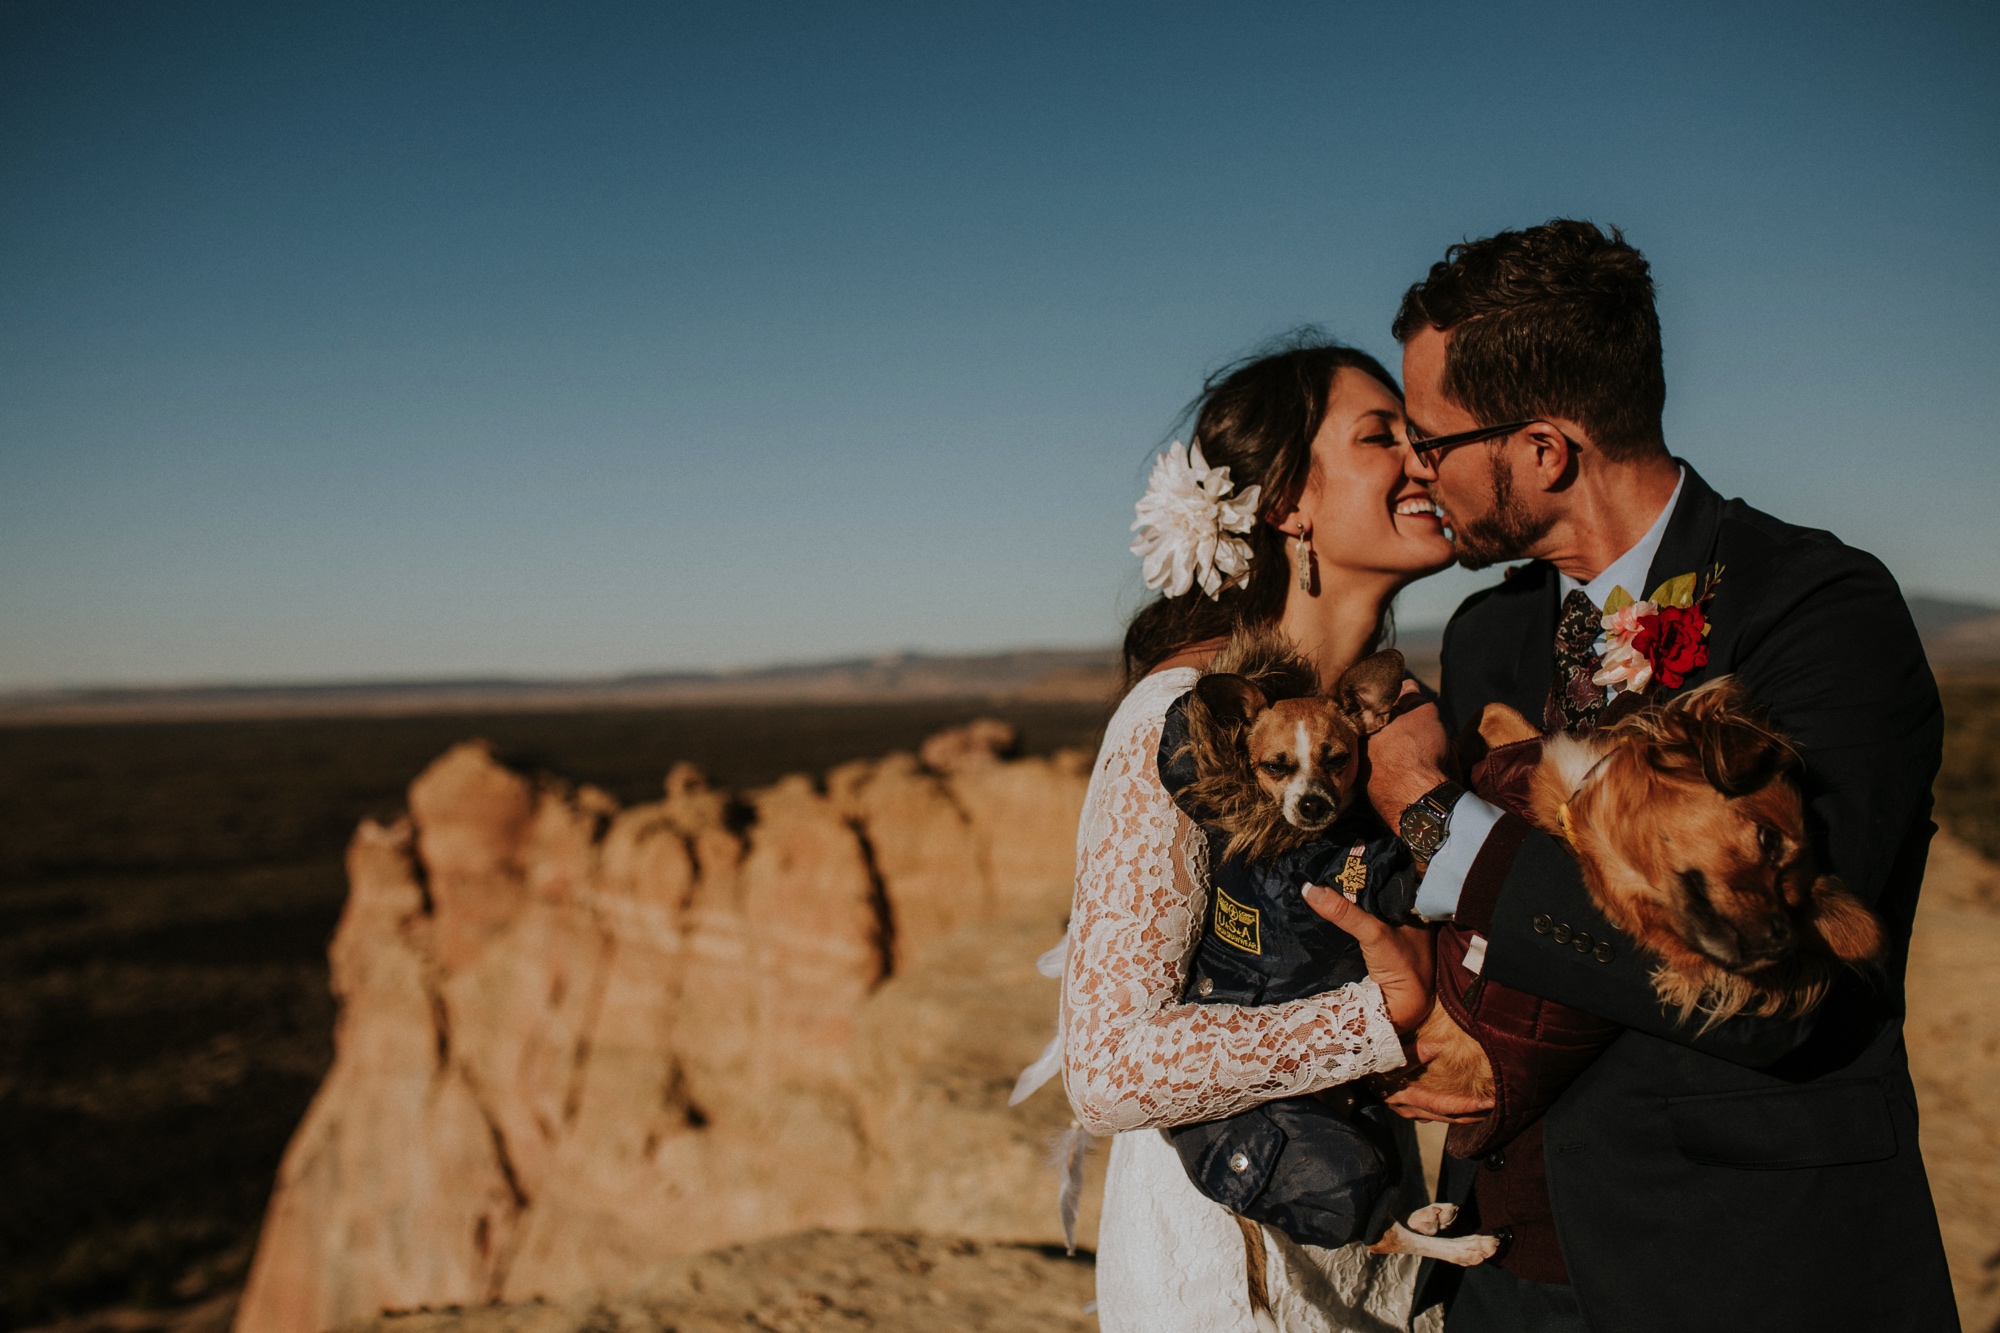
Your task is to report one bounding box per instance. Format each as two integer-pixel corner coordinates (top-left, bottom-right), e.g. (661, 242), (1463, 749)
(1412, 791), (1506, 921)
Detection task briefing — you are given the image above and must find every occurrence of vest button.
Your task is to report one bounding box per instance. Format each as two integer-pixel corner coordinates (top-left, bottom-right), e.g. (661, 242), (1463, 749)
(1552, 923), (1572, 944)
(1594, 942), (1616, 963)
(1197, 976), (1215, 997)
(1572, 931), (1593, 953)
(1484, 1150), (1507, 1171)
(1532, 914), (1553, 934)
(1229, 1151), (1251, 1174)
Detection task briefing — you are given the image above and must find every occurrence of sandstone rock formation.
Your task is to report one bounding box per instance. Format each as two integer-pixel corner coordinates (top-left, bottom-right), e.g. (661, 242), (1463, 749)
(235, 724), (1101, 1333)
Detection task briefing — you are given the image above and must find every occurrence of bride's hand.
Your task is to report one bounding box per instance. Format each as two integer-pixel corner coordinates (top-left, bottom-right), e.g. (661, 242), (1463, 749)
(1301, 885), (1435, 1034)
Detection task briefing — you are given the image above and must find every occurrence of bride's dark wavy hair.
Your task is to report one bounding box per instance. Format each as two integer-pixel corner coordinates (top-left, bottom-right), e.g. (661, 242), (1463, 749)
(1121, 332), (1403, 687)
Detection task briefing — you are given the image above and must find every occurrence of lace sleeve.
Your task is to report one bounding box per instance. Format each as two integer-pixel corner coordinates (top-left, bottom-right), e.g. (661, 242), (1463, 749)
(1060, 672), (1406, 1135)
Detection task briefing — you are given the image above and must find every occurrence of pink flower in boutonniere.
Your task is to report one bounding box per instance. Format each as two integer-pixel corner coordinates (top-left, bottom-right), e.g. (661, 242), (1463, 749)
(1592, 599), (1659, 693)
(1602, 599), (1658, 643)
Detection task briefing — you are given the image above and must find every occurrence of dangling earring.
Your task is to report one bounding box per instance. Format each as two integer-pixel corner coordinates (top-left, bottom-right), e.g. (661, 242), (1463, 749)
(1294, 527), (1313, 593)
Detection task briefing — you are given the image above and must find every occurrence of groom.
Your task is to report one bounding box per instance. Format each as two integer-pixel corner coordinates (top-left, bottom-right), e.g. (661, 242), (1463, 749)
(1365, 221), (1958, 1331)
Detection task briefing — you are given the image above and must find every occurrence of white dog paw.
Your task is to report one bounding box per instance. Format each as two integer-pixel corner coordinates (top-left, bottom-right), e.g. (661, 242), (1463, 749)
(1446, 1233), (1502, 1266)
(1404, 1203), (1458, 1237)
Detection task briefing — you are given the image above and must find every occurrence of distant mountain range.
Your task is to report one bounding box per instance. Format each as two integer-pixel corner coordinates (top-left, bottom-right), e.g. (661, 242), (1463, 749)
(0, 648), (1130, 724)
(2, 595), (1991, 726)
(1908, 595), (2000, 662)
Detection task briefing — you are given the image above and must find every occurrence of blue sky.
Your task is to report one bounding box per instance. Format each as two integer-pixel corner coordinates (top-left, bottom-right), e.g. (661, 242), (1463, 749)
(2, 1), (1995, 687)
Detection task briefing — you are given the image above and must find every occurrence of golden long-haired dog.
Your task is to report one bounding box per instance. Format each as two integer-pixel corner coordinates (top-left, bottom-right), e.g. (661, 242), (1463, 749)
(1406, 676), (1885, 1112)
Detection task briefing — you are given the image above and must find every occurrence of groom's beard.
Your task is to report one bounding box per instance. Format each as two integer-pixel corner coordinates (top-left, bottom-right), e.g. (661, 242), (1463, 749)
(1449, 461), (1554, 571)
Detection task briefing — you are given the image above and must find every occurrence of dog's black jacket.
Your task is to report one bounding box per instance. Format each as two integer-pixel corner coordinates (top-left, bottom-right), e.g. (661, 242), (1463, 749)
(1153, 691), (1421, 1249)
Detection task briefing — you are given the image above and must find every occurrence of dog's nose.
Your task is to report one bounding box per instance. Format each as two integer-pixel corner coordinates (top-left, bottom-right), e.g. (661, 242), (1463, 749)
(1741, 914), (1795, 962)
(1296, 794), (1332, 825)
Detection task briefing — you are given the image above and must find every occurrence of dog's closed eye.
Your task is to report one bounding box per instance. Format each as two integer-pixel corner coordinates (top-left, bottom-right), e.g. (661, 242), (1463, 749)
(1257, 759), (1296, 777)
(1756, 824), (1786, 865)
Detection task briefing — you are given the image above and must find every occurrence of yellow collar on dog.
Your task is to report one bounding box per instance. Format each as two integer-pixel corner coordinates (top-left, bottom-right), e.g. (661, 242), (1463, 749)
(1556, 735), (1629, 854)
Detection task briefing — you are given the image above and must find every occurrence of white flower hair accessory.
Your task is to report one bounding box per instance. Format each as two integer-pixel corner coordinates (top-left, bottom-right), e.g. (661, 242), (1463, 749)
(1129, 439), (1263, 600)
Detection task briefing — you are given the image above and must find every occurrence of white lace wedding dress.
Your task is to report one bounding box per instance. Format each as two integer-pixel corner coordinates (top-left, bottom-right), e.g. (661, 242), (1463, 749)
(1060, 668), (1443, 1333)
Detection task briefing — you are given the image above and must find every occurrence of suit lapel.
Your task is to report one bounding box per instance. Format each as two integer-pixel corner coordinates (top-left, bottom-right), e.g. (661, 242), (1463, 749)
(1508, 564), (1560, 720)
(1637, 463), (1728, 697)
(1641, 464), (1724, 607)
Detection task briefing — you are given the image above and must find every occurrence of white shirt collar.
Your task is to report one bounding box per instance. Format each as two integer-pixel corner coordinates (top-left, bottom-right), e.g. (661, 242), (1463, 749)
(1557, 466), (1686, 608)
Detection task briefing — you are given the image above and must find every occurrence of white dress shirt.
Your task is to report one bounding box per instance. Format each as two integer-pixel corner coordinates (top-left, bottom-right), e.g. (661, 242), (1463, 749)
(1413, 468), (1686, 922)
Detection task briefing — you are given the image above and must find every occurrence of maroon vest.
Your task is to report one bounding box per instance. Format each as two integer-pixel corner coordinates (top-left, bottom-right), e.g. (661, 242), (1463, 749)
(1432, 737), (1619, 1284)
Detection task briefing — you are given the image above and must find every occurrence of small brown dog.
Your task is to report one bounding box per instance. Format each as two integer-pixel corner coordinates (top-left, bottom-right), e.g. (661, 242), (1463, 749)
(1179, 631), (1406, 862)
(1404, 676), (1885, 1115)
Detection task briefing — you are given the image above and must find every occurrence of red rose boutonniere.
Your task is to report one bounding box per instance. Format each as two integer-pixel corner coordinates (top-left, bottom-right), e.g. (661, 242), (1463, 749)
(1592, 565), (1723, 695)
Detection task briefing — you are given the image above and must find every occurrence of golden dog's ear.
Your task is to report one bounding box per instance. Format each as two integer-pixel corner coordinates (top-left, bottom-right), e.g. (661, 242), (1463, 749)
(1810, 877), (1885, 965)
(1672, 675), (1748, 717)
(1668, 676), (1793, 797)
(1194, 672), (1268, 730)
(1477, 703), (1542, 749)
(1336, 649), (1406, 734)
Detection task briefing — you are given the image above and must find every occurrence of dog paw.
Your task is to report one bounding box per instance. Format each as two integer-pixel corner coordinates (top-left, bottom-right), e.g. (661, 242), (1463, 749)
(1444, 1233), (1502, 1266)
(1404, 1203), (1457, 1237)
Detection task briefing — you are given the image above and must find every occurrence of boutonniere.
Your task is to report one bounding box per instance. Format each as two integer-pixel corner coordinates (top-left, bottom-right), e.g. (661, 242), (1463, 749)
(1592, 565), (1724, 694)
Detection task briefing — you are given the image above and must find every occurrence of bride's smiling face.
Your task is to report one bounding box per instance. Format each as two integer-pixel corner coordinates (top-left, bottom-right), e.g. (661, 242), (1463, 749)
(1283, 367), (1456, 579)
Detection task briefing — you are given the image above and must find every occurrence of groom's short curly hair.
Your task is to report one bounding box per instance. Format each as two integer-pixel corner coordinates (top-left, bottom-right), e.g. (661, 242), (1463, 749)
(1393, 220), (1667, 461)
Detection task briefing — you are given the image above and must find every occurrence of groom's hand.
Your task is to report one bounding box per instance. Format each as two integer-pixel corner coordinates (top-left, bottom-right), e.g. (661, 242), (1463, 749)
(1366, 680), (1452, 828)
(1383, 1082), (1494, 1123)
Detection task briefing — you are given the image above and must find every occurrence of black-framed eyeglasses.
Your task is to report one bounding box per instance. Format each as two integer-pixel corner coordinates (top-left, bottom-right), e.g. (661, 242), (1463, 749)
(1408, 416), (1576, 462)
(1405, 419), (1538, 461)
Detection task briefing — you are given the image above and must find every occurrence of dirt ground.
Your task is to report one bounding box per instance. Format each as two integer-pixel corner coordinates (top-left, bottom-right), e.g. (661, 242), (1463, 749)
(336, 1233), (1097, 1333)
(1905, 834), (2000, 1332)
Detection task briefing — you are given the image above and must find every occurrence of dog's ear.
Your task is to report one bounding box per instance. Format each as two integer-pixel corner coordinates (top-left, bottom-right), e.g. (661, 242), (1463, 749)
(1674, 675), (1749, 719)
(1809, 877), (1884, 965)
(1477, 703), (1541, 749)
(1193, 673), (1268, 730)
(1699, 718), (1791, 798)
(1335, 650), (1406, 734)
(1665, 676), (1793, 797)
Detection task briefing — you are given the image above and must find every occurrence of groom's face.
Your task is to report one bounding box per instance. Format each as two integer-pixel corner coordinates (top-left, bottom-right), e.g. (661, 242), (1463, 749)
(1401, 327), (1552, 569)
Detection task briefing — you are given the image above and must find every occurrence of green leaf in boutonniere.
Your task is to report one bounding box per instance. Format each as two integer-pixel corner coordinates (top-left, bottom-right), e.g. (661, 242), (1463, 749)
(1603, 585), (1636, 616)
(1649, 572), (1698, 608)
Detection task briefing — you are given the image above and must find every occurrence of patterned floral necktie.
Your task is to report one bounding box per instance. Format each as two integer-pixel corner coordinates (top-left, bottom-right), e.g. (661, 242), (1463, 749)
(1545, 587), (1609, 735)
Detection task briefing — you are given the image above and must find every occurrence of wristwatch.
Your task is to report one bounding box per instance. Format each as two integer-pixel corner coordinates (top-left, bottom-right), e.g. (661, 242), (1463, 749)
(1398, 780), (1466, 862)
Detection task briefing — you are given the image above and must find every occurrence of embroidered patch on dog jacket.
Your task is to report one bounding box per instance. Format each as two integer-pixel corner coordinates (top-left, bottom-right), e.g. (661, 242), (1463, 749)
(1213, 887), (1262, 955)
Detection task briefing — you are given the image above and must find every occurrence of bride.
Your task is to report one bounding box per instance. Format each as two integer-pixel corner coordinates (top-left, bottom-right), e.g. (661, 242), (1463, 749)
(1062, 336), (1455, 1331)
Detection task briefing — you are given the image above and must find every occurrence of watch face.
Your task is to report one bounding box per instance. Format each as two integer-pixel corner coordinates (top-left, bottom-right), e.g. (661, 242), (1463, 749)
(1401, 804), (1443, 856)
(1400, 782), (1460, 859)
